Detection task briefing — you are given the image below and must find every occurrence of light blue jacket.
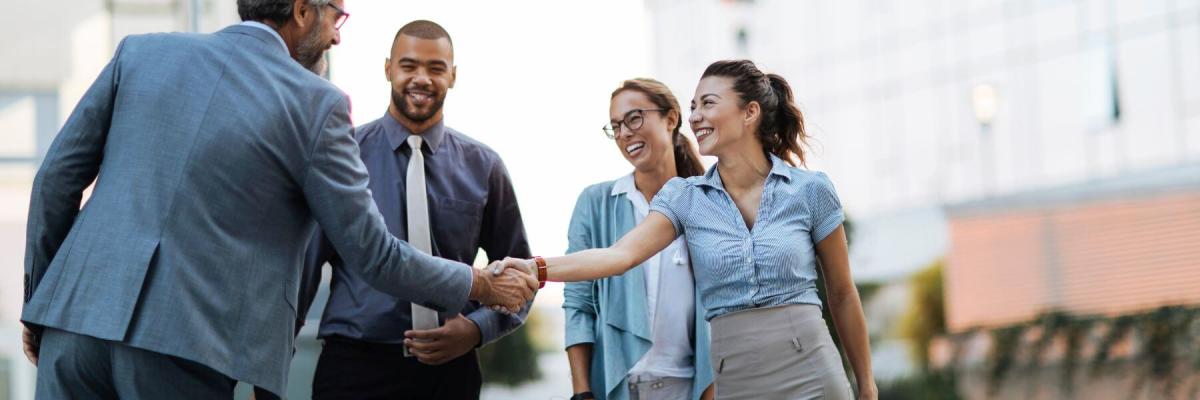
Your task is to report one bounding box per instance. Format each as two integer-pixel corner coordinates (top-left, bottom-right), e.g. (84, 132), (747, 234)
(562, 179), (714, 400)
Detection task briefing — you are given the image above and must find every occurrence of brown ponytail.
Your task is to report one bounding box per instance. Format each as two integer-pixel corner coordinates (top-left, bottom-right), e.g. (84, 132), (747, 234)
(612, 78), (706, 178)
(701, 60), (808, 166)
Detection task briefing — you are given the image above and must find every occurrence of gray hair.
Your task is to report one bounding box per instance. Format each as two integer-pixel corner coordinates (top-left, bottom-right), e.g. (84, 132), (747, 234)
(237, 0), (332, 25)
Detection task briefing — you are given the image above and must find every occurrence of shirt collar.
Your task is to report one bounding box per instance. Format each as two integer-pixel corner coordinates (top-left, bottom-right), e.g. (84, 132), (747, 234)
(382, 112), (447, 155)
(610, 173), (637, 198)
(698, 153), (793, 190)
(767, 153), (794, 181)
(239, 21), (288, 53)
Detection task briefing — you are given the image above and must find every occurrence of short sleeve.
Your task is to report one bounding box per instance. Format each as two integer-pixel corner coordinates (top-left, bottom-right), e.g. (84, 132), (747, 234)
(649, 177), (691, 238)
(808, 172), (845, 243)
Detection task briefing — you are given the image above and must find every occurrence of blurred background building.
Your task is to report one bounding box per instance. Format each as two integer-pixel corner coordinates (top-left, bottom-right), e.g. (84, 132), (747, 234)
(3, 0), (1198, 399)
(2, 2), (242, 399)
(644, 0), (1200, 397)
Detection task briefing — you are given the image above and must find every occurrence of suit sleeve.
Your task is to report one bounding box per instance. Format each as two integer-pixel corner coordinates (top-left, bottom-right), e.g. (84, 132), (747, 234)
(24, 38), (128, 307)
(300, 96), (472, 314)
(294, 228), (336, 336)
(465, 157), (532, 346)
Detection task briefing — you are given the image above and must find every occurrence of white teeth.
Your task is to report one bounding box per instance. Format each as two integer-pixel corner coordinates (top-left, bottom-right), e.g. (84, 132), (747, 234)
(695, 129), (713, 140)
(625, 143), (645, 154)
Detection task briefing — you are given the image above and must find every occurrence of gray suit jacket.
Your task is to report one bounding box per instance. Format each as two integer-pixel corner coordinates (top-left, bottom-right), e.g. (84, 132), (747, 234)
(22, 24), (473, 396)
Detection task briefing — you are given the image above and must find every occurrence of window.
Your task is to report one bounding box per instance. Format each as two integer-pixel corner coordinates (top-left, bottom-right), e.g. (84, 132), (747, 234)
(1081, 38), (1121, 131)
(0, 91), (56, 163)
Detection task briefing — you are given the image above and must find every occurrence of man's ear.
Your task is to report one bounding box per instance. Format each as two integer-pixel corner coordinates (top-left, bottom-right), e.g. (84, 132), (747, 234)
(291, 0), (312, 29)
(448, 65), (457, 89)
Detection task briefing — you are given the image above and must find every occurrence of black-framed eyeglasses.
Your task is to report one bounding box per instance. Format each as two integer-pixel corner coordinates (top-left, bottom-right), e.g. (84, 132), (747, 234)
(602, 109), (666, 139)
(325, 3), (350, 30)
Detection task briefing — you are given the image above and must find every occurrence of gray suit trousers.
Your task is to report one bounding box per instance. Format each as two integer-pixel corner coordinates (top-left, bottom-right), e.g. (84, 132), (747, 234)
(36, 328), (235, 399)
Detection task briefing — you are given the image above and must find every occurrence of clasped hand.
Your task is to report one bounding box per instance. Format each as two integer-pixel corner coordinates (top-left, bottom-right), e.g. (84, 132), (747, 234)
(475, 258), (539, 314)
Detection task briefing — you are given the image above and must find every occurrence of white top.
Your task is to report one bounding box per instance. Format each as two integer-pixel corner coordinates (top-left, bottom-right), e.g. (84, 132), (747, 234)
(240, 21), (289, 52)
(612, 174), (697, 379)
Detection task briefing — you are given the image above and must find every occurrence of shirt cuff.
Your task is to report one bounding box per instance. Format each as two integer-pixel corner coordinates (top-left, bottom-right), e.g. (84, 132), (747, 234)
(649, 207), (684, 238)
(563, 308), (597, 348)
(465, 306), (522, 346)
(813, 210), (845, 243)
(421, 259), (475, 315)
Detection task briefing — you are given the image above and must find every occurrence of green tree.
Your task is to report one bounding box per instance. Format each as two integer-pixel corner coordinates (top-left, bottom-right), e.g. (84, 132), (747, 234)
(477, 311), (543, 386)
(899, 260), (947, 371)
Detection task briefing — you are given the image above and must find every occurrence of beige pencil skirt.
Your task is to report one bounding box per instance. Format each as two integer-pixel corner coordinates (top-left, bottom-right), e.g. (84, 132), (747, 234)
(709, 304), (854, 400)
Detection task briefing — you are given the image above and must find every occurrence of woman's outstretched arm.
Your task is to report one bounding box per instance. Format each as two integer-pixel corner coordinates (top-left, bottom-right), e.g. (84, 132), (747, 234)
(497, 212), (678, 282)
(816, 225), (878, 400)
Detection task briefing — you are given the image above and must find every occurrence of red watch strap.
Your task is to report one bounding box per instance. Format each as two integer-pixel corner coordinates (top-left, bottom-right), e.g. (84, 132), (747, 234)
(533, 256), (547, 288)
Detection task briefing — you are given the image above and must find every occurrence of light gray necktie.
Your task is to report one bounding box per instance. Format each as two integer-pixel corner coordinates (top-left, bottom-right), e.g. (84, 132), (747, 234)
(406, 135), (439, 355)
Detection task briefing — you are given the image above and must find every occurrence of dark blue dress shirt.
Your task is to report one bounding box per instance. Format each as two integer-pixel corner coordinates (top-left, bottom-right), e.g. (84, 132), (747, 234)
(297, 112), (532, 345)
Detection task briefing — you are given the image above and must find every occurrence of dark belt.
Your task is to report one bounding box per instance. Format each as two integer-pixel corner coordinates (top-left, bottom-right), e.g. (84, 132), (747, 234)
(321, 335), (409, 354)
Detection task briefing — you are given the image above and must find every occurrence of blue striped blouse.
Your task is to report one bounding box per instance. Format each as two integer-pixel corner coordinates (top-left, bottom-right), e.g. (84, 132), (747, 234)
(650, 154), (844, 321)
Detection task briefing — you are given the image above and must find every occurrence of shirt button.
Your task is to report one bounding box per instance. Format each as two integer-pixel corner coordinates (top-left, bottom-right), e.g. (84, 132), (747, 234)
(746, 256), (753, 263)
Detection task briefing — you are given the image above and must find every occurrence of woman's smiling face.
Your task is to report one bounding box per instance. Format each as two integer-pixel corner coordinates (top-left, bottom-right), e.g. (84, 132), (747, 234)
(689, 76), (747, 157)
(610, 89), (676, 172)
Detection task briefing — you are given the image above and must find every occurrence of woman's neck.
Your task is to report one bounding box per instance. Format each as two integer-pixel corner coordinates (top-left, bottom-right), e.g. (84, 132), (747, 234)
(716, 145), (770, 192)
(633, 158), (677, 203)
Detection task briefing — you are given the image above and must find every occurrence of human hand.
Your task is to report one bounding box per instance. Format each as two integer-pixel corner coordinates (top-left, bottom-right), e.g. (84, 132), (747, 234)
(22, 326), (39, 366)
(404, 315), (481, 365)
(486, 257), (540, 313)
(489, 256), (536, 277)
(472, 261), (537, 314)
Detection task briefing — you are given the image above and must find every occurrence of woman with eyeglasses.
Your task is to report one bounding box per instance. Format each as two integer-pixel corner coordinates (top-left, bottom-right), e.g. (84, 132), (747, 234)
(506, 61), (876, 399)
(561, 78), (714, 400)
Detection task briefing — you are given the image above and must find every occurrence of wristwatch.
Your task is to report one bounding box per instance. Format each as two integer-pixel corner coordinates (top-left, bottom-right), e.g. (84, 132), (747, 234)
(570, 392), (595, 400)
(533, 256), (547, 288)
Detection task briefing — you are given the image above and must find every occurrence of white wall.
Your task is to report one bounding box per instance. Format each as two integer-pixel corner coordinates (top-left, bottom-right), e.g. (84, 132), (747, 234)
(0, 1), (240, 398)
(647, 0), (1200, 218)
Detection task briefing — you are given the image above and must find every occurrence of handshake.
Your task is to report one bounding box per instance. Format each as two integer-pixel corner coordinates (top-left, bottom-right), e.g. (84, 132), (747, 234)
(469, 257), (542, 314)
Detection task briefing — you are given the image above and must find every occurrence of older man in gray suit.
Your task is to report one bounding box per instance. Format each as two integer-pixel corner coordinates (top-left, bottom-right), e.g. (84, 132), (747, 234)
(19, 0), (537, 398)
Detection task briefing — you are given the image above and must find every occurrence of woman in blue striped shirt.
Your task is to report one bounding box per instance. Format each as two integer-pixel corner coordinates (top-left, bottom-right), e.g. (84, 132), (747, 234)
(503, 60), (876, 399)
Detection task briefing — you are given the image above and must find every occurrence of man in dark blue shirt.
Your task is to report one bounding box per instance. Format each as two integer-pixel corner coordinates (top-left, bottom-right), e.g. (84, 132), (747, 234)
(296, 20), (532, 400)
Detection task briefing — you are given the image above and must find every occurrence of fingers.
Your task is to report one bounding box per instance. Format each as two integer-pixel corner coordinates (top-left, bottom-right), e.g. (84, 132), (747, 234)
(417, 353), (448, 365)
(506, 266), (540, 293)
(489, 259), (508, 275)
(499, 257), (533, 275)
(490, 304), (522, 315)
(497, 269), (533, 300)
(480, 264), (534, 312)
(404, 326), (446, 341)
(404, 338), (450, 365)
(515, 272), (535, 299)
(489, 299), (522, 315)
(404, 337), (437, 352)
(415, 349), (448, 365)
(22, 327), (39, 366)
